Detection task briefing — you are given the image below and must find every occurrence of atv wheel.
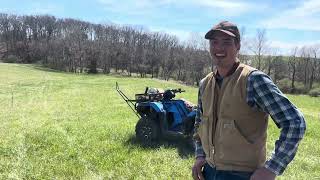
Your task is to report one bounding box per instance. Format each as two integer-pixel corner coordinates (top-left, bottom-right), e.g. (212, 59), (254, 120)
(135, 117), (159, 143)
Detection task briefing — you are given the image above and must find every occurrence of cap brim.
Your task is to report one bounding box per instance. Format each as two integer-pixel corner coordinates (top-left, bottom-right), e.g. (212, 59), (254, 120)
(205, 29), (236, 39)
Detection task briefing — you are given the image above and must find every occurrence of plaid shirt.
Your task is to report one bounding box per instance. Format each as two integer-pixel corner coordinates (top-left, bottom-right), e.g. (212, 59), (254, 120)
(194, 70), (306, 176)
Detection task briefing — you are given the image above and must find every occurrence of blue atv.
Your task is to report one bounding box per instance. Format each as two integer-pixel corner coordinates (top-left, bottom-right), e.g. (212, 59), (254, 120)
(116, 82), (196, 143)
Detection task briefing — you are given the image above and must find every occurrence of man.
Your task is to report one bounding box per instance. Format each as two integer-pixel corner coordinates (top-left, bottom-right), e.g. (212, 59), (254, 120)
(191, 21), (306, 180)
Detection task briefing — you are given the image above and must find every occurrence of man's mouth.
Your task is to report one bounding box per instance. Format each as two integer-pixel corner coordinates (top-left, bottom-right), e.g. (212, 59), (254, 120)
(215, 53), (226, 58)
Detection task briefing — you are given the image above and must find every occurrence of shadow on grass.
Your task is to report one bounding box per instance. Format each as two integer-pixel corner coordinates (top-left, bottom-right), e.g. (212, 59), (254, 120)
(31, 64), (71, 74)
(124, 134), (195, 159)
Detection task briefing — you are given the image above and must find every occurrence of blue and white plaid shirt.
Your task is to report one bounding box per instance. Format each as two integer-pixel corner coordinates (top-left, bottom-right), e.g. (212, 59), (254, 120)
(194, 70), (306, 176)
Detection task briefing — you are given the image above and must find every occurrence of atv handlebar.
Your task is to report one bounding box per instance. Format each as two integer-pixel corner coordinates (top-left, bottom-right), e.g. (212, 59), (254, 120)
(169, 88), (185, 94)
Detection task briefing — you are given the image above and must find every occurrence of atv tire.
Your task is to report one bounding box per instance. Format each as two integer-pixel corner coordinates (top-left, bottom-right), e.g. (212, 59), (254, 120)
(135, 116), (159, 143)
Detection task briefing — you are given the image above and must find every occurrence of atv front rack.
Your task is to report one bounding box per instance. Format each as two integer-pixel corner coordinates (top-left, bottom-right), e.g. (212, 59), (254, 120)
(116, 82), (141, 118)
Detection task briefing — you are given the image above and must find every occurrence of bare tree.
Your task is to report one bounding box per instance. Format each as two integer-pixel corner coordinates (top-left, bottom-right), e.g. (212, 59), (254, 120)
(309, 45), (320, 89)
(265, 47), (280, 76)
(299, 46), (311, 88)
(273, 55), (287, 84)
(249, 29), (268, 70)
(289, 47), (299, 92)
(238, 26), (249, 64)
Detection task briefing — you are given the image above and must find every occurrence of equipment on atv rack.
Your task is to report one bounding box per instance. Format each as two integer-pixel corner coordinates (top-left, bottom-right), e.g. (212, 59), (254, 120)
(116, 82), (196, 143)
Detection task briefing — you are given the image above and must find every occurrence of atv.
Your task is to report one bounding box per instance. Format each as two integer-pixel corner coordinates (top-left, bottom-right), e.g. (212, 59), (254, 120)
(116, 82), (196, 143)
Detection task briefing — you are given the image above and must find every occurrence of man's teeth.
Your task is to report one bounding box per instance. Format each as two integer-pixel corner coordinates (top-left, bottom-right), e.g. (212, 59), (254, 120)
(215, 53), (225, 57)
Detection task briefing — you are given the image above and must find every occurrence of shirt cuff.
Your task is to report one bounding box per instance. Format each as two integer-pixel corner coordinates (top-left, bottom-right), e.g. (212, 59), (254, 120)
(264, 158), (286, 176)
(194, 140), (206, 158)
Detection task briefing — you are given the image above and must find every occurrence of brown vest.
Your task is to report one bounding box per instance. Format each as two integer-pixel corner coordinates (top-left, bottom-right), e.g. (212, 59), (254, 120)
(197, 63), (269, 172)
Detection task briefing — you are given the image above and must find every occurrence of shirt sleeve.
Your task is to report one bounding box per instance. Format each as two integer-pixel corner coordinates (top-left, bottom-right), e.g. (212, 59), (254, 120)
(247, 71), (306, 175)
(194, 80), (206, 158)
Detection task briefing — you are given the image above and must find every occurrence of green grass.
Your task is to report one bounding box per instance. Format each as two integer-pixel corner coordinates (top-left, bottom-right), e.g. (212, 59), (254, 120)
(0, 63), (319, 179)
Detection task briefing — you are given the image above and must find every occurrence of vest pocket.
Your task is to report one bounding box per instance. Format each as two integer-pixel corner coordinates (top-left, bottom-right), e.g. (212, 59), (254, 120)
(217, 119), (259, 165)
(233, 120), (254, 144)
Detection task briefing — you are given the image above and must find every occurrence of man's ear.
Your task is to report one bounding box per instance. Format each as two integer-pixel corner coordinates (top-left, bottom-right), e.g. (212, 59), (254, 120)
(237, 43), (241, 51)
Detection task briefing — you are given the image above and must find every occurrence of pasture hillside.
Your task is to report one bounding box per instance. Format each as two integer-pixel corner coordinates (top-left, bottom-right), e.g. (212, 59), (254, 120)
(0, 63), (319, 179)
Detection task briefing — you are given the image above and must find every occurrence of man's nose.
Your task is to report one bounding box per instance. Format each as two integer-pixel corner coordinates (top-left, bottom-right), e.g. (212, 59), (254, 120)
(213, 43), (223, 51)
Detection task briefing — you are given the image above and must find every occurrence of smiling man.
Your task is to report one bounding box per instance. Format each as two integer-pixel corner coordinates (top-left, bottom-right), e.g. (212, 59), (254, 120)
(191, 21), (306, 180)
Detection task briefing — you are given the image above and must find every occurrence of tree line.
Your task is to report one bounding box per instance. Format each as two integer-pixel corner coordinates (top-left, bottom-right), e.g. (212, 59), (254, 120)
(0, 13), (319, 95)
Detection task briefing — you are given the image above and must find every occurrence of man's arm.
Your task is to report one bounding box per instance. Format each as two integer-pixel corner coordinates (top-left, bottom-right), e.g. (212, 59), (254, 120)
(247, 71), (306, 176)
(193, 80), (206, 158)
(192, 81), (206, 180)
(194, 79), (206, 158)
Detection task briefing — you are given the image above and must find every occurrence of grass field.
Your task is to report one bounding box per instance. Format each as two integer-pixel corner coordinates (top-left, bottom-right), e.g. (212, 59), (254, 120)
(0, 63), (319, 179)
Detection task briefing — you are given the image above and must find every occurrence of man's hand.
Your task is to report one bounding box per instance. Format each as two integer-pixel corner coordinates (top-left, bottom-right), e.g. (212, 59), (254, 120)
(250, 167), (276, 180)
(192, 156), (206, 180)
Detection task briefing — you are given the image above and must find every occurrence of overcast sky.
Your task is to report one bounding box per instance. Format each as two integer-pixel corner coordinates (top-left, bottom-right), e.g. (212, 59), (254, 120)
(1, 0), (320, 54)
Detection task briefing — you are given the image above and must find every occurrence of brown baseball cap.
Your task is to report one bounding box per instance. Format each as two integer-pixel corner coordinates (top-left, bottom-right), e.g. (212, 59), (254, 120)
(205, 21), (240, 42)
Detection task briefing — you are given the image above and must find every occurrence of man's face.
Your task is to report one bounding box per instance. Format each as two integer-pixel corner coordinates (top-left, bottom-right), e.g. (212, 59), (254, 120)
(209, 31), (240, 68)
